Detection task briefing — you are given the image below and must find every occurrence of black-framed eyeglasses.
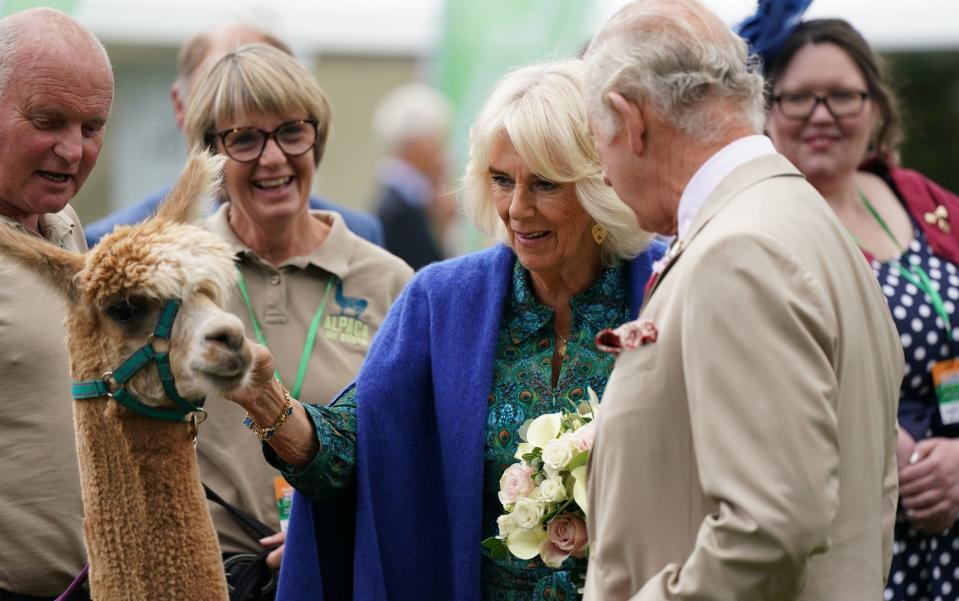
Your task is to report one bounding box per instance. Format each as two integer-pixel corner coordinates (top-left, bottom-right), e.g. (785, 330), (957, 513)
(208, 119), (318, 163)
(771, 90), (870, 120)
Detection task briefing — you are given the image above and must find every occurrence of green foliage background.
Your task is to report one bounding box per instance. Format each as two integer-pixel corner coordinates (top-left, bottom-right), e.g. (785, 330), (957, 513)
(886, 51), (959, 194)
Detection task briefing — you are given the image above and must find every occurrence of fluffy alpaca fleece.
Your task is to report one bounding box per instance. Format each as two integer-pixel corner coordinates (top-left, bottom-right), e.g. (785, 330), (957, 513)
(0, 152), (244, 601)
(68, 225), (236, 601)
(68, 357), (229, 600)
(80, 220), (236, 308)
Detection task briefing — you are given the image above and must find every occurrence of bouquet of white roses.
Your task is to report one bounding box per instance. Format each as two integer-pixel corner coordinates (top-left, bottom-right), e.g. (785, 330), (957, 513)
(481, 388), (599, 571)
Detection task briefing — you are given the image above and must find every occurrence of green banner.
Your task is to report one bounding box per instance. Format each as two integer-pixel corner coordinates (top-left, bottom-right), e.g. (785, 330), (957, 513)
(1, 0), (79, 16)
(435, 0), (594, 164)
(433, 0), (596, 250)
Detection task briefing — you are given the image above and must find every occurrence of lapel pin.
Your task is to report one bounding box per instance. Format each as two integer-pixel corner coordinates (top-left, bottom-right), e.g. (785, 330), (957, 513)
(924, 205), (950, 234)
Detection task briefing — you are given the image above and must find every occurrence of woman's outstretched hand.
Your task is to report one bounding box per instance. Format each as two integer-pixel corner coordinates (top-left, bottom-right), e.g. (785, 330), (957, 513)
(229, 343), (279, 412)
(227, 343), (320, 468)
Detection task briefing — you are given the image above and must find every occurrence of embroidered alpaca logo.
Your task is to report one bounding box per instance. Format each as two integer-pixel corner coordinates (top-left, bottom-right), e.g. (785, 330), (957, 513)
(325, 280), (372, 347)
(334, 279), (368, 318)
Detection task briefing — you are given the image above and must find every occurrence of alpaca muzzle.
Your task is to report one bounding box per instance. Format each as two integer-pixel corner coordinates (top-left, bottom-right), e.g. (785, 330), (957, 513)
(71, 298), (208, 422)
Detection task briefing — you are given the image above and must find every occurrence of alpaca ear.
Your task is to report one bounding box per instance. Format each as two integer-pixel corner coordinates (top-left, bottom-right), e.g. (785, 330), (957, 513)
(0, 223), (83, 303)
(156, 149), (226, 224)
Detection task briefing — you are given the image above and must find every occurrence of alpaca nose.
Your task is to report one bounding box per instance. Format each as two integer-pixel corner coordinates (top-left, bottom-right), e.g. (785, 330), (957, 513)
(205, 324), (245, 352)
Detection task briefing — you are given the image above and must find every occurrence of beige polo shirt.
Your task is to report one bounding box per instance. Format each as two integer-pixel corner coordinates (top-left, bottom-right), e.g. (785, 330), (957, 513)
(200, 203), (412, 554)
(0, 206), (88, 596)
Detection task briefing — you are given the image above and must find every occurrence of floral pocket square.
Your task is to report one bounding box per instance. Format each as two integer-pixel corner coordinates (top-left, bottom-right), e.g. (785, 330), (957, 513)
(595, 319), (658, 355)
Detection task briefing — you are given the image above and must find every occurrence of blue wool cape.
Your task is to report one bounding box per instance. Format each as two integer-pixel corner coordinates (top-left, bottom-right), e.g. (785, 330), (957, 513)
(277, 242), (663, 601)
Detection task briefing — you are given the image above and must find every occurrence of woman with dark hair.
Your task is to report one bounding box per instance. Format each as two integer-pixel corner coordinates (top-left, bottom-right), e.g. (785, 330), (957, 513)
(744, 8), (959, 599)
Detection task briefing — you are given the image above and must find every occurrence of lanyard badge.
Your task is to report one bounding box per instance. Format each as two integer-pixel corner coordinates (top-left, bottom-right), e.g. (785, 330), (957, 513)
(274, 476), (294, 532)
(933, 359), (959, 425)
(860, 190), (958, 425)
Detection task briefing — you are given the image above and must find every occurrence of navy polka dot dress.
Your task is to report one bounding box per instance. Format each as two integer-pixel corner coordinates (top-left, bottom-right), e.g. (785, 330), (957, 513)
(875, 226), (959, 601)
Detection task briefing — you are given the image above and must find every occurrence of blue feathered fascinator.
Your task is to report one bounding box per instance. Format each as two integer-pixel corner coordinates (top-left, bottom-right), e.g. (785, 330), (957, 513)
(736, 0), (814, 69)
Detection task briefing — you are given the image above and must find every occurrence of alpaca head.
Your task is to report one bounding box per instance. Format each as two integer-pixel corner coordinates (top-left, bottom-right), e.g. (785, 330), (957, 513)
(0, 151), (254, 415)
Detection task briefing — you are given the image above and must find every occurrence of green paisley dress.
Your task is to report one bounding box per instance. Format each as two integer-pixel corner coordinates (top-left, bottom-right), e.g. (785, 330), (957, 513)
(267, 259), (629, 601)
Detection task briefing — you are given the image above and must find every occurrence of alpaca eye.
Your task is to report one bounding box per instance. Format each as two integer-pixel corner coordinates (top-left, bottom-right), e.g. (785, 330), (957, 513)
(105, 297), (146, 325)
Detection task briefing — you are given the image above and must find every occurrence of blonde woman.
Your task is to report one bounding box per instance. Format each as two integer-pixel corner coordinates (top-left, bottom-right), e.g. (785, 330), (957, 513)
(232, 59), (664, 600)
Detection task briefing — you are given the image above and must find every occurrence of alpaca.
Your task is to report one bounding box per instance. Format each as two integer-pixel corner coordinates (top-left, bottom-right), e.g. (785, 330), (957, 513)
(0, 152), (254, 600)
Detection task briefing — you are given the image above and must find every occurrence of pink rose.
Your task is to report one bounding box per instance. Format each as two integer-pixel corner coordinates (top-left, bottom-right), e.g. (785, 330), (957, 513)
(571, 421), (596, 452)
(541, 513), (589, 567)
(539, 538), (569, 568)
(498, 463), (535, 505)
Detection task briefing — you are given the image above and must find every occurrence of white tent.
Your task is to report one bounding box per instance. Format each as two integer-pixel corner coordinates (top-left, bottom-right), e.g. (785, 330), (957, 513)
(77, 0), (959, 54)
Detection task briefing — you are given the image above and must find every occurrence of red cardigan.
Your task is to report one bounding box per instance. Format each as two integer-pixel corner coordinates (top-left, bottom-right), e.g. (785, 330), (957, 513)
(861, 161), (959, 263)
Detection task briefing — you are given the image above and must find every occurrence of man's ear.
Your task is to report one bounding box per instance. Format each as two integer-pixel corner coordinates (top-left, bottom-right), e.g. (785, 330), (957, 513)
(607, 92), (645, 156)
(171, 82), (187, 132)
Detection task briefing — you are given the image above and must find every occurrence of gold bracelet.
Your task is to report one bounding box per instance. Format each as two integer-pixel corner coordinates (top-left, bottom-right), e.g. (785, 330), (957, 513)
(242, 384), (295, 442)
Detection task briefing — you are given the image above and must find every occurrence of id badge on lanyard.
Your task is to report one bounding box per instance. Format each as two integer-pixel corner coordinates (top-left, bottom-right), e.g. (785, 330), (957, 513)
(932, 359), (959, 426)
(898, 263), (958, 425)
(858, 190), (958, 423)
(274, 476), (294, 532)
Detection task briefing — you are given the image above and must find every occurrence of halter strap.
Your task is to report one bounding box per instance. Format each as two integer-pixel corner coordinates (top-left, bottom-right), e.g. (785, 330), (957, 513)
(71, 299), (206, 422)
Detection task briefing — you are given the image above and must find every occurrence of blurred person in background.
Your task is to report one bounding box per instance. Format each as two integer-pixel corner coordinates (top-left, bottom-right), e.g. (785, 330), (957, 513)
(228, 58), (664, 600)
(757, 13), (959, 601)
(182, 43), (411, 598)
(372, 83), (455, 269)
(0, 8), (113, 600)
(85, 22), (383, 247)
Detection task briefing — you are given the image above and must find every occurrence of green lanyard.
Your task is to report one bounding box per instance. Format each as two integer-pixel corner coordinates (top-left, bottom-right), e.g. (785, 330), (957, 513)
(858, 190), (953, 333)
(235, 265), (335, 399)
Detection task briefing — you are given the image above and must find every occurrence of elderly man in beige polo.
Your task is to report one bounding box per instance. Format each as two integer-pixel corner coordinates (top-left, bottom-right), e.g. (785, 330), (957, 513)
(0, 8), (113, 601)
(580, 0), (904, 599)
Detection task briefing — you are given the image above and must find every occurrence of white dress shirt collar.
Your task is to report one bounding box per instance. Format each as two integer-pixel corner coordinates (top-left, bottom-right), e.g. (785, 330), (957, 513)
(676, 135), (777, 240)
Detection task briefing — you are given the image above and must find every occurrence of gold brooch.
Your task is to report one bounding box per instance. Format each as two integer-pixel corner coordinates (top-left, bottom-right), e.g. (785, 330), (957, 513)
(924, 205), (951, 234)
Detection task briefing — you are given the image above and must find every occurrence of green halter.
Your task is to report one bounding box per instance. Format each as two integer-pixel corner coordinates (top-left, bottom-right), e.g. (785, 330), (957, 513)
(71, 299), (206, 422)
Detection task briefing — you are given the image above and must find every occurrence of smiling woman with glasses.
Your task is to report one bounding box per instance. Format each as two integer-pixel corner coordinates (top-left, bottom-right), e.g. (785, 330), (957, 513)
(181, 43), (413, 595)
(771, 89), (870, 120)
(212, 119), (319, 163)
(758, 17), (959, 601)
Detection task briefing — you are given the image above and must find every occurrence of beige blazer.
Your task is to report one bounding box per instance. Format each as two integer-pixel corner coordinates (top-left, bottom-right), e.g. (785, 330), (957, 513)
(584, 154), (903, 600)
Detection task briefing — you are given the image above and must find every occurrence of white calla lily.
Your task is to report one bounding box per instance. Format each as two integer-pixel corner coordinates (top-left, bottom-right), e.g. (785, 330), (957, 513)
(571, 465), (589, 516)
(526, 413), (562, 448)
(582, 387), (601, 417)
(506, 526), (547, 560)
(587, 387), (600, 405)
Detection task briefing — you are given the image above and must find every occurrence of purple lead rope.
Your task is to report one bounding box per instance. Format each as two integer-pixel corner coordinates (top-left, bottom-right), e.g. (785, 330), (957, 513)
(54, 564), (89, 601)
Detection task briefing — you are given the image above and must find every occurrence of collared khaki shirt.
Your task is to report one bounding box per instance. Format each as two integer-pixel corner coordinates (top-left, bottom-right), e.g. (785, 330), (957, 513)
(0, 206), (88, 596)
(201, 203), (412, 553)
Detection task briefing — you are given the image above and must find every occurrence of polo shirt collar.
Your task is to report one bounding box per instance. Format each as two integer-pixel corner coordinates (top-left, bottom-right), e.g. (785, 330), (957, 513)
(0, 209), (79, 250)
(206, 202), (355, 279)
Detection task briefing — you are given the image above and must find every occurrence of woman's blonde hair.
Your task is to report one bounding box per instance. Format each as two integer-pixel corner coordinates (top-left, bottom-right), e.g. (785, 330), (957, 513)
(462, 59), (651, 264)
(184, 43), (331, 166)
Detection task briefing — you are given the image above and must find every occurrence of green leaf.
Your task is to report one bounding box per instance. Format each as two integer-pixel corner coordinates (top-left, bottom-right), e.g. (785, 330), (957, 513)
(543, 497), (580, 523)
(567, 451), (589, 471)
(481, 536), (509, 559)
